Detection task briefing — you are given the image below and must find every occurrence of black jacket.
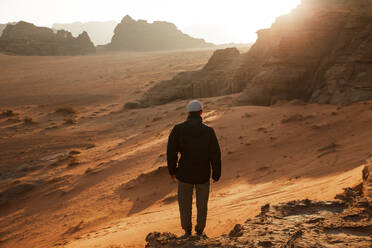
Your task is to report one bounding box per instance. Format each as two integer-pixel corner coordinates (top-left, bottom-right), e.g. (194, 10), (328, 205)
(167, 115), (221, 184)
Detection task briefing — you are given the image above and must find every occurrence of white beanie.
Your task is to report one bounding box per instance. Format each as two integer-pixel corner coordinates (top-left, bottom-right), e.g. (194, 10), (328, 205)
(187, 100), (203, 112)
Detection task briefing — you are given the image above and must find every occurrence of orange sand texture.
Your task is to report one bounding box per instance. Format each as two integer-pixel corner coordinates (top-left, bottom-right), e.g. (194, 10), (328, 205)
(0, 50), (371, 247)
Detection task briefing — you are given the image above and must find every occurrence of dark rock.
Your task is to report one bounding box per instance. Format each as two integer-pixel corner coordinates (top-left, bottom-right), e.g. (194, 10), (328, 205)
(109, 15), (214, 52)
(260, 203), (270, 215)
(0, 110), (15, 117)
(69, 150), (81, 155)
(258, 240), (273, 247)
(362, 163), (371, 201)
(0, 21), (95, 55)
(229, 224), (243, 237)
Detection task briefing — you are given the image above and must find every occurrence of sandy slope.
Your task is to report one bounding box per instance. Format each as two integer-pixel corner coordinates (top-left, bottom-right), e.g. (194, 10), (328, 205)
(0, 50), (371, 248)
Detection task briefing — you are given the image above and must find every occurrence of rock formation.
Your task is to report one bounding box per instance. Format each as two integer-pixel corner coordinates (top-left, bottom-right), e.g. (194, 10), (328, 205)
(146, 165), (372, 247)
(142, 47), (242, 105)
(109, 15), (214, 51)
(0, 24), (7, 37)
(0, 21), (96, 56)
(237, 0), (372, 105)
(363, 159), (372, 201)
(0, 22), (17, 37)
(142, 0), (372, 106)
(52, 21), (118, 45)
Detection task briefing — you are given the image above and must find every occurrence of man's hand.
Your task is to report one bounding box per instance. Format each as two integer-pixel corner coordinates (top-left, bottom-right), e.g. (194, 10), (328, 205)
(171, 174), (177, 182)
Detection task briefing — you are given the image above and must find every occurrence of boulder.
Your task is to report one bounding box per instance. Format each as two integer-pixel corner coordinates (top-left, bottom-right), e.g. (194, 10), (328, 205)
(109, 15), (214, 51)
(0, 21), (96, 56)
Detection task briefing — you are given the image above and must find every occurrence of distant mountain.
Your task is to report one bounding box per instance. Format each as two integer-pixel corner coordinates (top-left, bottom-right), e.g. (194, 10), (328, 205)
(52, 21), (118, 45)
(109, 15), (215, 51)
(0, 21), (95, 56)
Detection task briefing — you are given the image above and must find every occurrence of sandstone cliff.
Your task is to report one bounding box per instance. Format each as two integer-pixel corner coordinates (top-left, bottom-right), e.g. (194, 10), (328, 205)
(109, 15), (214, 51)
(238, 0), (372, 105)
(143, 47), (241, 105)
(52, 21), (118, 45)
(0, 21), (96, 56)
(142, 0), (372, 106)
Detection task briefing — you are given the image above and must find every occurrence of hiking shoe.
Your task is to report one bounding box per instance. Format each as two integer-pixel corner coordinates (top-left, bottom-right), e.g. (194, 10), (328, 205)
(195, 228), (208, 239)
(195, 228), (203, 236)
(179, 230), (191, 239)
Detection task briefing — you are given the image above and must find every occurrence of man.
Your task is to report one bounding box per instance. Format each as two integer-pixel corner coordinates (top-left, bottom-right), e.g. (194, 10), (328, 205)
(167, 100), (221, 237)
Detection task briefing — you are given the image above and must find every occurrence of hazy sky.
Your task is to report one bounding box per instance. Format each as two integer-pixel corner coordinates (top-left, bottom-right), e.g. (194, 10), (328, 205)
(0, 0), (301, 44)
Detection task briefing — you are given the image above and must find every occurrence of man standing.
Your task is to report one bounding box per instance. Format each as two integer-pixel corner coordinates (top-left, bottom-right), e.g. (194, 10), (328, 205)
(167, 100), (221, 237)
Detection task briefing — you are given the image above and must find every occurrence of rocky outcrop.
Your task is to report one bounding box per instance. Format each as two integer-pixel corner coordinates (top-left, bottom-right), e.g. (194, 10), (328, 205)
(109, 15), (214, 51)
(142, 0), (372, 106)
(0, 21), (96, 56)
(52, 21), (118, 45)
(146, 172), (372, 248)
(0, 24), (7, 37)
(142, 47), (242, 105)
(363, 159), (372, 202)
(237, 0), (372, 105)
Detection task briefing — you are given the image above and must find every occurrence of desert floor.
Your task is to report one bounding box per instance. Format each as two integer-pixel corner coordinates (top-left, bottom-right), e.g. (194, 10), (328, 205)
(0, 49), (371, 248)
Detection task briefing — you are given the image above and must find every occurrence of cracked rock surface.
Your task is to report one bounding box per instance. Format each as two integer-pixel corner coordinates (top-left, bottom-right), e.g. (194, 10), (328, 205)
(146, 166), (372, 248)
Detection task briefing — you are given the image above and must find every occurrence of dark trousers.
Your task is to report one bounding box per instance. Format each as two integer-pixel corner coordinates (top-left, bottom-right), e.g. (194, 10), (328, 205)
(177, 180), (210, 232)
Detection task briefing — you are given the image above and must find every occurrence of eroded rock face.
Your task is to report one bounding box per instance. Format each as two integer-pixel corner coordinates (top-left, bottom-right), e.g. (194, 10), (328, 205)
(363, 159), (372, 201)
(142, 47), (242, 105)
(109, 15), (214, 51)
(146, 182), (372, 247)
(0, 21), (95, 56)
(142, 0), (372, 106)
(238, 0), (372, 105)
(0, 24), (7, 37)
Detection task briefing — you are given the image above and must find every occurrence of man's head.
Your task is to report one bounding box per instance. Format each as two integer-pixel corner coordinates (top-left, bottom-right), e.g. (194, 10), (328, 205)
(187, 100), (203, 116)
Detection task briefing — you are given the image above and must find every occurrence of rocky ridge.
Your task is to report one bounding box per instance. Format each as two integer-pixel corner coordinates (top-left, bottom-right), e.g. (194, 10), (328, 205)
(109, 15), (214, 51)
(146, 163), (372, 248)
(142, 0), (372, 106)
(0, 21), (95, 56)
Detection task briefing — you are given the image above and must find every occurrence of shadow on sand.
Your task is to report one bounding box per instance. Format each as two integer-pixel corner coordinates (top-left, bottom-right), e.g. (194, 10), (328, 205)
(116, 166), (176, 215)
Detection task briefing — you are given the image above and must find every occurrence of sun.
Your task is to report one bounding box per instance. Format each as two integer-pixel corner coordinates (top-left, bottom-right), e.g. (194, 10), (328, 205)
(232, 0), (302, 42)
(179, 0), (302, 44)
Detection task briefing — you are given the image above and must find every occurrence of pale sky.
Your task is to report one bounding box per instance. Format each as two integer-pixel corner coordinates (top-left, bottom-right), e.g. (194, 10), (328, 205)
(0, 0), (301, 44)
